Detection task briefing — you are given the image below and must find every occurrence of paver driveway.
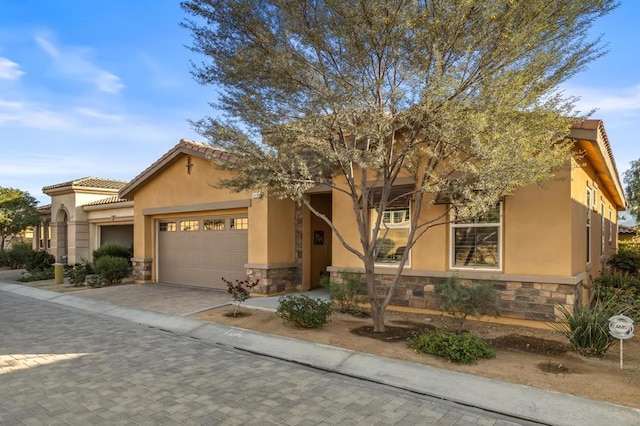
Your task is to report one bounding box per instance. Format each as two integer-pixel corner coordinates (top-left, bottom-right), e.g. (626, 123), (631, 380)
(0, 292), (527, 425)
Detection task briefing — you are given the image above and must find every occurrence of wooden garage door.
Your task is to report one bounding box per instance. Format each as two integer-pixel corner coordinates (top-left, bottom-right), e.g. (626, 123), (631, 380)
(157, 216), (248, 289)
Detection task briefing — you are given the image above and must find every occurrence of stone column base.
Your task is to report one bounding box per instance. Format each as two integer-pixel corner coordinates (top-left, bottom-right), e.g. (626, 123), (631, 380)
(132, 258), (153, 282)
(245, 263), (300, 295)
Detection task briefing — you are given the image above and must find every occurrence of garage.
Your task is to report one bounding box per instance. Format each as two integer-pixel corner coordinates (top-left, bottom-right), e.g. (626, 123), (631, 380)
(157, 215), (248, 289)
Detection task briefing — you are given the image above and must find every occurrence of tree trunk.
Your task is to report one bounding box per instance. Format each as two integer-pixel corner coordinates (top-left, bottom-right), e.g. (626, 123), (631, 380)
(365, 262), (387, 332)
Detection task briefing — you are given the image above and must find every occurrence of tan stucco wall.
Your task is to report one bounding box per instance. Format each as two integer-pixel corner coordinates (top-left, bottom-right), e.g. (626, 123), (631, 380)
(503, 169), (572, 276)
(130, 155), (250, 261)
(47, 190), (123, 263)
(128, 153), (295, 281)
(328, 160), (618, 281)
(570, 156), (619, 279)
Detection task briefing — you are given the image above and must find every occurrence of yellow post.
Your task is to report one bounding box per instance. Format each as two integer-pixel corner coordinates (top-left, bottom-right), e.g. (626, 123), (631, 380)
(54, 263), (64, 285)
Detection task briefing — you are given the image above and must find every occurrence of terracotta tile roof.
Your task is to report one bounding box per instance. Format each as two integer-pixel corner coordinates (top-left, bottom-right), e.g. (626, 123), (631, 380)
(82, 196), (131, 206)
(37, 204), (51, 210)
(42, 177), (128, 192)
(618, 225), (637, 235)
(119, 139), (230, 199)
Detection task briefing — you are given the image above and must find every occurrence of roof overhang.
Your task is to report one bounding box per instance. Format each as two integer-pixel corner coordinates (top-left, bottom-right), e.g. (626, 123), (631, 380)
(569, 120), (626, 211)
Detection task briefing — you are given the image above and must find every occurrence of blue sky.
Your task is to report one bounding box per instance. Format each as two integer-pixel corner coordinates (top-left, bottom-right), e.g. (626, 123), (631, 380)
(1, 1), (639, 212)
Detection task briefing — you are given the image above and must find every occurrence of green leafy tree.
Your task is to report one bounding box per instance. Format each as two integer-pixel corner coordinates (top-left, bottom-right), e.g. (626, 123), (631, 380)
(0, 188), (41, 251)
(182, 0), (617, 332)
(624, 159), (640, 224)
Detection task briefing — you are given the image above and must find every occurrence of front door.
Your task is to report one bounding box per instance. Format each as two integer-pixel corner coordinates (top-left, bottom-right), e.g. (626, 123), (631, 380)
(309, 194), (332, 288)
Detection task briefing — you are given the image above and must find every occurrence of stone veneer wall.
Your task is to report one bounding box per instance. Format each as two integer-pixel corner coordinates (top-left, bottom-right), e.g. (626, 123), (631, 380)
(132, 258), (152, 282)
(329, 270), (580, 322)
(247, 266), (299, 294)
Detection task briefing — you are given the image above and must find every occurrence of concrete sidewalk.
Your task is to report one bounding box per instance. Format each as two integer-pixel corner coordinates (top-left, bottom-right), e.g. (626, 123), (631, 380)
(1, 280), (639, 426)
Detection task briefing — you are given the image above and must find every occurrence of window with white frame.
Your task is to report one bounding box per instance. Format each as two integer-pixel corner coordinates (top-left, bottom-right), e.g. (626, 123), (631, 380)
(586, 187), (591, 263)
(451, 203), (502, 269)
(601, 200), (605, 258)
(373, 207), (410, 265)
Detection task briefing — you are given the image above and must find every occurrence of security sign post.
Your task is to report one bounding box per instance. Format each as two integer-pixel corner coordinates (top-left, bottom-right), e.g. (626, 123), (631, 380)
(608, 315), (635, 370)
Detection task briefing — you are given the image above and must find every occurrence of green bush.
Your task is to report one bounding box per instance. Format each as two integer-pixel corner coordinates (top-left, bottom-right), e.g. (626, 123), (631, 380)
(590, 270), (640, 319)
(320, 271), (366, 313)
(0, 249), (7, 267)
(408, 330), (496, 364)
(68, 263), (89, 286)
(607, 247), (640, 275)
(93, 255), (130, 286)
(277, 294), (333, 328)
(551, 297), (634, 357)
(4, 243), (32, 269)
(93, 243), (132, 262)
(435, 276), (501, 332)
(25, 250), (55, 272)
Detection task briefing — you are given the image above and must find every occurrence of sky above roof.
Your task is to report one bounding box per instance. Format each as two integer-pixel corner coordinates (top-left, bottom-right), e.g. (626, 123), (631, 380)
(1, 1), (639, 213)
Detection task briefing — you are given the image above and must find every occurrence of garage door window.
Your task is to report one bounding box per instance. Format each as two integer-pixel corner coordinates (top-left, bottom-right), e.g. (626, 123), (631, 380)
(160, 222), (176, 232)
(204, 219), (225, 231)
(230, 217), (248, 230)
(180, 220), (199, 231)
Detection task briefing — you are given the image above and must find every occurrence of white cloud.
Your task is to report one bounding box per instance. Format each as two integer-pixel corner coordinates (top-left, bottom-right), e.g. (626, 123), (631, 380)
(34, 35), (125, 94)
(567, 84), (640, 114)
(0, 57), (24, 80)
(75, 107), (124, 122)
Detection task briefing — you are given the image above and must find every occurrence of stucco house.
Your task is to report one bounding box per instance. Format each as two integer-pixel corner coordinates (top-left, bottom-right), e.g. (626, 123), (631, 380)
(34, 178), (133, 263)
(618, 225), (638, 242)
(37, 119), (625, 322)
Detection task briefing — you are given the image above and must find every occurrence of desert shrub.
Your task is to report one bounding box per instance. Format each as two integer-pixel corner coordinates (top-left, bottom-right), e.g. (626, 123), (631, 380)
(277, 294), (333, 328)
(25, 250), (55, 272)
(93, 255), (130, 286)
(408, 330), (496, 364)
(86, 274), (106, 288)
(4, 243), (32, 269)
(435, 277), (501, 332)
(320, 271), (366, 313)
(607, 246), (640, 275)
(17, 268), (55, 282)
(589, 271), (640, 319)
(68, 263), (89, 286)
(552, 297), (634, 357)
(93, 243), (132, 262)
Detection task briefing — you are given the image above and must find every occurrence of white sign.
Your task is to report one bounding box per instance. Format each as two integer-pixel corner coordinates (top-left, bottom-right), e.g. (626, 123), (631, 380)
(609, 315), (635, 340)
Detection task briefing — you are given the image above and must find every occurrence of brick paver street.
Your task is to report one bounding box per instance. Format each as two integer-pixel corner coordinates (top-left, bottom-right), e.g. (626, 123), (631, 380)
(0, 292), (527, 425)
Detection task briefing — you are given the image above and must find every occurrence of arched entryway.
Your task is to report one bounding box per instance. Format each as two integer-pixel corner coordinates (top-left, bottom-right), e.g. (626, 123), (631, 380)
(51, 207), (69, 263)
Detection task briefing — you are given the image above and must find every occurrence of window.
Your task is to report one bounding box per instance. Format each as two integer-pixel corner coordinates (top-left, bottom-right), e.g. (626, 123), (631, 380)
(601, 200), (605, 258)
(374, 207), (410, 265)
(230, 217), (248, 230)
(586, 188), (591, 263)
(204, 218), (225, 231)
(609, 208), (613, 243)
(159, 222), (176, 232)
(451, 203), (501, 269)
(180, 220), (199, 231)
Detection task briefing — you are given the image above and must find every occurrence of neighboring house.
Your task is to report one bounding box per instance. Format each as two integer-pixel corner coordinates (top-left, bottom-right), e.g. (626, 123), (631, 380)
(36, 178), (133, 263)
(38, 119), (626, 323)
(618, 224), (638, 242)
(2, 228), (34, 250)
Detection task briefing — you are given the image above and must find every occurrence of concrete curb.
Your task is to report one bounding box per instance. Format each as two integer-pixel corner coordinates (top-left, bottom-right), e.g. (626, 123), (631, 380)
(2, 282), (639, 426)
